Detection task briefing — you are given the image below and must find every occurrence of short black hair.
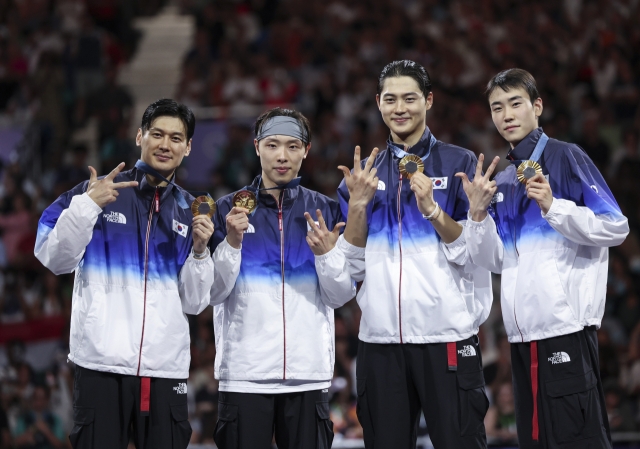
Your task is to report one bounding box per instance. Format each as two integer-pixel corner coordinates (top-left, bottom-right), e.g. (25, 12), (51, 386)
(254, 107), (312, 146)
(378, 60), (432, 98)
(485, 69), (540, 103)
(140, 99), (196, 140)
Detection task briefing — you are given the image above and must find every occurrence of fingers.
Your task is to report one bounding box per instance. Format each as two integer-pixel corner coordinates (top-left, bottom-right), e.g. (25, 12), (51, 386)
(315, 209), (328, 231)
(485, 156), (500, 179)
(228, 206), (250, 217)
(455, 172), (469, 185)
(527, 173), (547, 185)
(304, 211), (320, 231)
(337, 165), (351, 179)
(353, 146), (362, 173)
(475, 154), (485, 180)
(112, 180), (139, 189)
(106, 162), (126, 181)
(88, 166), (97, 183)
(363, 147), (379, 173)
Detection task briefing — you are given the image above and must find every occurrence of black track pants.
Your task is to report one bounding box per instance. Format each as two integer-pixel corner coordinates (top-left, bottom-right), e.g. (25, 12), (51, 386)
(69, 366), (191, 449)
(356, 336), (489, 449)
(510, 326), (612, 449)
(213, 389), (333, 449)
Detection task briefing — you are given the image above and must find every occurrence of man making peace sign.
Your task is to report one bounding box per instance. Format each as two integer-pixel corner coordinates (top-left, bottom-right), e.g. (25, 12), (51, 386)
(35, 99), (214, 449)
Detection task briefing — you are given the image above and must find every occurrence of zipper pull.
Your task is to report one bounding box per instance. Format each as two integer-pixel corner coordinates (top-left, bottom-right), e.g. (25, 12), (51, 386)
(154, 189), (160, 213)
(278, 210), (283, 231)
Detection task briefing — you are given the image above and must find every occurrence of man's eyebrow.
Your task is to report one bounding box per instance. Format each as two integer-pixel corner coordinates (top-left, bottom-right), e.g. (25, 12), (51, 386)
(149, 127), (185, 137)
(491, 95), (524, 107)
(382, 92), (420, 97)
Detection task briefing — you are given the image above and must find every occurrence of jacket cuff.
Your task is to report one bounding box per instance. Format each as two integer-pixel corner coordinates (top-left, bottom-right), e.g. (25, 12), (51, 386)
(77, 192), (103, 215)
(314, 244), (339, 262)
(466, 211), (491, 228)
(221, 236), (242, 254)
(337, 234), (365, 259)
(443, 227), (466, 250)
(541, 198), (561, 220)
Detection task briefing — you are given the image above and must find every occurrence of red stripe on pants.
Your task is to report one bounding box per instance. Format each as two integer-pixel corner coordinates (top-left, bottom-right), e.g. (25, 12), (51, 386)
(447, 342), (457, 371)
(140, 377), (150, 415)
(531, 341), (539, 441)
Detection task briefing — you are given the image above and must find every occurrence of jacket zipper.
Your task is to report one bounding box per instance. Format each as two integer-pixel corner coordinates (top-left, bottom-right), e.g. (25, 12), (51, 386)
(137, 187), (158, 375)
(278, 191), (286, 379)
(397, 172), (404, 344)
(511, 183), (524, 342)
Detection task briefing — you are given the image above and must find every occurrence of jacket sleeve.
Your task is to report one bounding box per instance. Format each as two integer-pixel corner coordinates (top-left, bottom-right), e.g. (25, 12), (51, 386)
(542, 147), (628, 247)
(178, 250), (214, 314)
(464, 212), (505, 274)
(34, 187), (100, 275)
(208, 202), (241, 306)
(337, 176), (369, 281)
(441, 221), (469, 265)
(315, 244), (356, 309)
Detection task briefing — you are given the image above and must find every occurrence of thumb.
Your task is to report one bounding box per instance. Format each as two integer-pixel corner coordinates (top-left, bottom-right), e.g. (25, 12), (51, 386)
(455, 172), (469, 185)
(337, 166), (351, 178)
(332, 222), (346, 235)
(88, 166), (97, 183)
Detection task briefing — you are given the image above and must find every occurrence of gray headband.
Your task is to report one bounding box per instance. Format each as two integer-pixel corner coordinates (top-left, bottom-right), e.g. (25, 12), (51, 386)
(256, 116), (308, 143)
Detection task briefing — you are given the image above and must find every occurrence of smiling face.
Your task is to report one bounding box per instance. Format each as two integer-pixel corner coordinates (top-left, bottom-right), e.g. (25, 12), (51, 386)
(376, 76), (433, 147)
(136, 116), (192, 179)
(255, 134), (310, 189)
(489, 86), (543, 148)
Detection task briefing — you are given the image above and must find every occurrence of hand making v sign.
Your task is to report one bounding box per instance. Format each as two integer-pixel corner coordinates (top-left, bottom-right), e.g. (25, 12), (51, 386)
(86, 162), (139, 209)
(455, 154), (500, 222)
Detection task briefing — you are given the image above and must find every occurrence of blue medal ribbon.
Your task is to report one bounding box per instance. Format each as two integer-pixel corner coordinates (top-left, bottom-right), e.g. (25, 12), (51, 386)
(509, 132), (549, 166)
(388, 134), (437, 163)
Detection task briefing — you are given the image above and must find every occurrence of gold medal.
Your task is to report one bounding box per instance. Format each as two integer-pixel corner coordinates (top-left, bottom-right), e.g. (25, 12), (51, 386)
(232, 190), (257, 213)
(516, 160), (543, 185)
(399, 154), (424, 179)
(191, 196), (216, 218)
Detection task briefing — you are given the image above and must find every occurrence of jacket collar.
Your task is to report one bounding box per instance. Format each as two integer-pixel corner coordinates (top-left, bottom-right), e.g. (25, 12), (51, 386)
(506, 127), (544, 163)
(247, 175), (300, 209)
(136, 168), (175, 202)
(387, 126), (435, 159)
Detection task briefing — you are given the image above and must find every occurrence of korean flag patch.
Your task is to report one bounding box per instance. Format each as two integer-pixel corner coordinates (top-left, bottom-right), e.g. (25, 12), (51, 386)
(432, 177), (448, 189)
(172, 219), (188, 238)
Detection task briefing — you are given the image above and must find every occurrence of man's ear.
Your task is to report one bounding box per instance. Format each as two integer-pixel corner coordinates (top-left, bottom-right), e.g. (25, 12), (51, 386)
(304, 143), (311, 159)
(425, 92), (434, 111)
(534, 97), (543, 120)
(136, 128), (143, 146)
(376, 94), (381, 110)
(254, 139), (260, 156)
(184, 138), (192, 157)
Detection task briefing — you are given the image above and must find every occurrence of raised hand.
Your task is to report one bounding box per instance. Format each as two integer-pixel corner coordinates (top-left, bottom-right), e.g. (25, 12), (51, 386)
(526, 173), (553, 214)
(87, 162), (138, 208)
(338, 146), (380, 208)
(226, 206), (250, 249)
(455, 154), (500, 222)
(409, 172), (436, 216)
(305, 209), (345, 256)
(192, 215), (214, 254)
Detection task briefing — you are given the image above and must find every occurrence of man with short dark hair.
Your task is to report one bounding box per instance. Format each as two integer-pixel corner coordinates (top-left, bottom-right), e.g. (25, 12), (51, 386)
(209, 107), (355, 449)
(337, 60), (492, 449)
(35, 98), (214, 449)
(459, 68), (629, 449)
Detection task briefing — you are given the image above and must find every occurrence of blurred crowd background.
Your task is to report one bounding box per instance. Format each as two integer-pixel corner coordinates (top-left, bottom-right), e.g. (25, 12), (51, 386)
(1, 0), (640, 447)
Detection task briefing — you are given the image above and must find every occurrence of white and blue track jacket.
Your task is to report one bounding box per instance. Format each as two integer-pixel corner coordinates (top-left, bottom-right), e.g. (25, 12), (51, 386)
(337, 128), (493, 344)
(35, 168), (214, 378)
(465, 128), (629, 343)
(209, 177), (356, 384)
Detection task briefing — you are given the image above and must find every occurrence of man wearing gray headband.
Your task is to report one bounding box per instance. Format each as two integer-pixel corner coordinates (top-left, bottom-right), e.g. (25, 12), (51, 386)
(208, 108), (356, 449)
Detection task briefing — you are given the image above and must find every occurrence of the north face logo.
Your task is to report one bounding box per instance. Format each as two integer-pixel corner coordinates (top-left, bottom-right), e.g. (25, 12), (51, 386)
(244, 223), (255, 234)
(548, 352), (571, 364)
(458, 345), (476, 357)
(173, 383), (187, 394)
(377, 180), (386, 191)
(491, 192), (504, 204)
(104, 211), (126, 224)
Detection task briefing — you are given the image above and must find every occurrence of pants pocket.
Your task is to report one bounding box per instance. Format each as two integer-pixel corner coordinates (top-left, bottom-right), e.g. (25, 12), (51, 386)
(68, 407), (94, 449)
(315, 401), (334, 449)
(356, 377), (374, 446)
(213, 402), (239, 449)
(457, 370), (489, 436)
(170, 404), (192, 449)
(546, 370), (601, 443)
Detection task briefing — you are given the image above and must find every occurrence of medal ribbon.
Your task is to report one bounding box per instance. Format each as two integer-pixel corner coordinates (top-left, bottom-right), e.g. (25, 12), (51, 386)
(388, 134), (437, 163)
(509, 132), (549, 167)
(241, 176), (302, 215)
(135, 160), (212, 210)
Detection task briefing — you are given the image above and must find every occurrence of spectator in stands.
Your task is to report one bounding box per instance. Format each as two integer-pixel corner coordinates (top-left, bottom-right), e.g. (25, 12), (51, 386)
(11, 384), (65, 449)
(485, 382), (518, 444)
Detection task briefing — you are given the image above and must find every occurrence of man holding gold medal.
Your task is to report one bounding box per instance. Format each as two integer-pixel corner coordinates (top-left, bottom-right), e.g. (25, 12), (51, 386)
(336, 60), (492, 448)
(35, 99), (214, 449)
(459, 68), (629, 449)
(208, 108), (355, 449)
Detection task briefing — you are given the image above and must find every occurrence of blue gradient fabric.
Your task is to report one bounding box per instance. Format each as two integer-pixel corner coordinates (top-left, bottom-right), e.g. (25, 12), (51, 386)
(466, 127), (629, 343)
(35, 168), (213, 378)
(209, 177), (355, 385)
(337, 128), (493, 344)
